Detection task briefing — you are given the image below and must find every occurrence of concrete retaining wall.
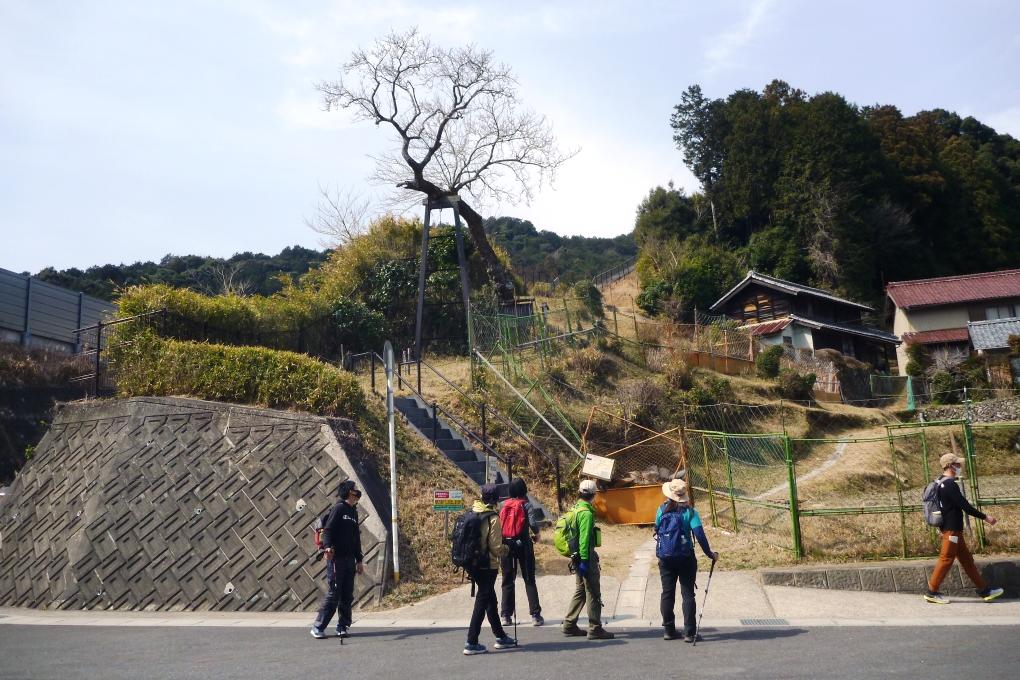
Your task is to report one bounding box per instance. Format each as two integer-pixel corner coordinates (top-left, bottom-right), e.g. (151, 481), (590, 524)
(762, 558), (1020, 598)
(0, 397), (389, 611)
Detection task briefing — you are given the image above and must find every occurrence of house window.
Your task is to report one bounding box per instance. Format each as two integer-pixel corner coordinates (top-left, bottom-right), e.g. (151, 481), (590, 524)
(986, 305), (1015, 320)
(782, 336), (793, 346)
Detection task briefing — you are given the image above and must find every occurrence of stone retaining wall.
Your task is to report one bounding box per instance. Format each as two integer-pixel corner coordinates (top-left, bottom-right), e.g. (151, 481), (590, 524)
(762, 558), (1020, 598)
(0, 397), (389, 611)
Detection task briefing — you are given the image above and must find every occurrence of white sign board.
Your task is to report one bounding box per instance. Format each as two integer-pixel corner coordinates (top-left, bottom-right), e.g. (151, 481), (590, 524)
(582, 453), (615, 481)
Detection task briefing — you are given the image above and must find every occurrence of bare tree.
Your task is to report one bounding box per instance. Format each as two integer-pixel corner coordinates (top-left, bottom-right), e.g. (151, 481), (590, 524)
(199, 262), (252, 296)
(316, 28), (576, 301)
(305, 184), (370, 248)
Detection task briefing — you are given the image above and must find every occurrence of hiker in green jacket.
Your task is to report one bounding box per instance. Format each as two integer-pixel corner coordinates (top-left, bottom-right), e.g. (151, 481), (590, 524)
(562, 479), (614, 640)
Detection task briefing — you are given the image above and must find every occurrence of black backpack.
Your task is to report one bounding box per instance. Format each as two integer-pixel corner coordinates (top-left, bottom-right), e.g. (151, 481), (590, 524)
(451, 510), (493, 578)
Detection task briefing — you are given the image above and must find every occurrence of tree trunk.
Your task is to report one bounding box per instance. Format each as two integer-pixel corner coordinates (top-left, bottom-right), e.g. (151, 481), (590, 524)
(400, 180), (515, 302)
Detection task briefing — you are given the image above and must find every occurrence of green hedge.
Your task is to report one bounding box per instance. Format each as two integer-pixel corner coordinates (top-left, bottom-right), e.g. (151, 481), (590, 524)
(111, 332), (364, 418)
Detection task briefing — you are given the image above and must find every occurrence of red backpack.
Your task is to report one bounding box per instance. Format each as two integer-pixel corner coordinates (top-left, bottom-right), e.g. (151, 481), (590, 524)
(500, 498), (527, 539)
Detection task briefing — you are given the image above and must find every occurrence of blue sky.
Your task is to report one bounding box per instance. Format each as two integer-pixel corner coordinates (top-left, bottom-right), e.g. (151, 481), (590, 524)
(3, 0), (1019, 273)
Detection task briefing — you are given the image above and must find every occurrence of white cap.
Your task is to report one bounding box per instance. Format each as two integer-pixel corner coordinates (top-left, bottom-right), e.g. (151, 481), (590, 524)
(579, 479), (598, 495)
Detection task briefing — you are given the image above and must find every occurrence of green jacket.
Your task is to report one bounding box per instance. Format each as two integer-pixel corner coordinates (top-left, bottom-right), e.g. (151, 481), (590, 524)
(572, 499), (596, 561)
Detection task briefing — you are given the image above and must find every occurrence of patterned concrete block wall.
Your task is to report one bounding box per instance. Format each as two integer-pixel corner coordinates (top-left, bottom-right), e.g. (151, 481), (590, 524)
(0, 397), (389, 611)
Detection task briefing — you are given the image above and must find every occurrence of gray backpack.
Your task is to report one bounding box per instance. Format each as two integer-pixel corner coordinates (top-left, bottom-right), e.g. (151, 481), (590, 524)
(921, 477), (944, 527)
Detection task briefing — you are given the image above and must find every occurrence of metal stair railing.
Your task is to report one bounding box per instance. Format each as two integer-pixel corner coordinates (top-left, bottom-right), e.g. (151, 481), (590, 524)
(366, 351), (514, 488)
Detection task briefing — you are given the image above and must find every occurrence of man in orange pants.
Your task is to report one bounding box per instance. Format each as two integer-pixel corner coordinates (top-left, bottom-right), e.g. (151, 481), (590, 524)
(924, 453), (1004, 604)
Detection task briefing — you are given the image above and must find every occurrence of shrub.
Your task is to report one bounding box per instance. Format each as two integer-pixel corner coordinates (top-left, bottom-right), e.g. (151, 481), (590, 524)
(662, 354), (694, 391)
(702, 375), (735, 403)
(930, 370), (958, 404)
(776, 369), (816, 401)
(618, 379), (664, 428)
(904, 343), (928, 377)
(110, 331), (365, 418)
(755, 345), (785, 379)
(573, 281), (604, 319)
(567, 347), (611, 387)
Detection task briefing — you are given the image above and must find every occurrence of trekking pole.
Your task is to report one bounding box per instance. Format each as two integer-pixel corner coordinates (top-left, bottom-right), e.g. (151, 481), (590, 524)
(692, 556), (717, 647)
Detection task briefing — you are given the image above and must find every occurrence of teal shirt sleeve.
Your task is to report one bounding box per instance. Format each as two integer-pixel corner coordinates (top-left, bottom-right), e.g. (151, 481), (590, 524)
(655, 504), (663, 529)
(688, 508), (702, 530)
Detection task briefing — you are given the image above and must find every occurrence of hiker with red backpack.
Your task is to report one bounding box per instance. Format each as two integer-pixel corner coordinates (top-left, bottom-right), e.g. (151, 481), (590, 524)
(456, 484), (517, 655)
(310, 480), (365, 640)
(655, 479), (717, 642)
(499, 478), (544, 627)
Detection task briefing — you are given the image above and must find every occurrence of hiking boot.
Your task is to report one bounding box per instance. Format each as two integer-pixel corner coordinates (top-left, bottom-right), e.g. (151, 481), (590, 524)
(310, 627), (326, 639)
(587, 626), (615, 640)
(562, 623), (586, 637)
(463, 643), (487, 655)
(494, 635), (518, 649)
(684, 633), (703, 643)
(336, 625), (350, 638)
(978, 587), (1004, 602)
(532, 614), (545, 627)
(663, 624), (680, 640)
(924, 591), (950, 604)
(502, 615), (513, 627)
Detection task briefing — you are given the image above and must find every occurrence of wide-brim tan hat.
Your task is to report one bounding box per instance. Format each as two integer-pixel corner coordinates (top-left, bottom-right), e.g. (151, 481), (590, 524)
(662, 479), (689, 503)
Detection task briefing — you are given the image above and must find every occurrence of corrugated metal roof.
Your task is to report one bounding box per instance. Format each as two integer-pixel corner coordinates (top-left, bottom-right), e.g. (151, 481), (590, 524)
(744, 319), (791, 336)
(710, 271), (873, 313)
(740, 315), (898, 344)
(886, 268), (1020, 310)
(968, 318), (1020, 351)
(901, 327), (971, 345)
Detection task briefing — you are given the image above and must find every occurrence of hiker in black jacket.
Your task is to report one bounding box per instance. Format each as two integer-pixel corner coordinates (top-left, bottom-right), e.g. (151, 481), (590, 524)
(924, 453), (1003, 605)
(499, 478), (544, 627)
(311, 480), (365, 639)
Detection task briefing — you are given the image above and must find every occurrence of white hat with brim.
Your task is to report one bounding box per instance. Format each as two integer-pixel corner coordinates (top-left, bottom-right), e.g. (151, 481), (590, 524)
(662, 479), (689, 504)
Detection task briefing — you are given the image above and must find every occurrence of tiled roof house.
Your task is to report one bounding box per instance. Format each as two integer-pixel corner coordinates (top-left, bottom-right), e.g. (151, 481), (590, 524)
(886, 268), (1020, 375)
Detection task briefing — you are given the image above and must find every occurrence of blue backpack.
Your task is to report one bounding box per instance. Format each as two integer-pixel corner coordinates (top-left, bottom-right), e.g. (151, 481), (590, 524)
(655, 505), (693, 560)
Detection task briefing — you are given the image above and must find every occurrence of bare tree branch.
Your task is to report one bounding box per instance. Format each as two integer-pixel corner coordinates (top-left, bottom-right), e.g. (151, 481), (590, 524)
(304, 185), (370, 248)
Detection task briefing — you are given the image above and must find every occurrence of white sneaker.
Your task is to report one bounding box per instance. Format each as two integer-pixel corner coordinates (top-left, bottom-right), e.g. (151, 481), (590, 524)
(979, 587), (1004, 602)
(310, 627), (327, 639)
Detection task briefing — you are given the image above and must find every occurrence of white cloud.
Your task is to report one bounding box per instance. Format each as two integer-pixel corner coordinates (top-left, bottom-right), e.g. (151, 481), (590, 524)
(703, 0), (778, 76)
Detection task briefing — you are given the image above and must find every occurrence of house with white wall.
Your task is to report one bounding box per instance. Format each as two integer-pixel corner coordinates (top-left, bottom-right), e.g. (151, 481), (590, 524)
(885, 268), (1020, 375)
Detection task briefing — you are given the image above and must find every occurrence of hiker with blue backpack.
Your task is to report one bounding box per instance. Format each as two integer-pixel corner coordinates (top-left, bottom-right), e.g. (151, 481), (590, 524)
(922, 453), (1003, 605)
(655, 478), (717, 642)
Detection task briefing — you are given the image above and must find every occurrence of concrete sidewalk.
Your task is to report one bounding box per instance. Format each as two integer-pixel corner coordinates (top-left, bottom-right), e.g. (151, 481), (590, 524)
(3, 567), (1018, 629)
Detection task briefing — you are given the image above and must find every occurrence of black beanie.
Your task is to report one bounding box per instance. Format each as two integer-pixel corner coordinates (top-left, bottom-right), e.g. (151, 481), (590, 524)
(480, 484), (500, 505)
(508, 478), (528, 499)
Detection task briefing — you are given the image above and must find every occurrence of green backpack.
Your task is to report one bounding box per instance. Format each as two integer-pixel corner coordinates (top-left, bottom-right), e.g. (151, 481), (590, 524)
(553, 510), (579, 557)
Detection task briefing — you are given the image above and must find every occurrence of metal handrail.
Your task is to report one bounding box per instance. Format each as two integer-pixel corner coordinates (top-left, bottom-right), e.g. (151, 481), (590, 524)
(374, 352), (509, 468)
(418, 357), (562, 468)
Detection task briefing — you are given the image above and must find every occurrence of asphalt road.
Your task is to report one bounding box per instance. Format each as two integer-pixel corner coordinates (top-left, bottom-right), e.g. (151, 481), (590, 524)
(2, 625), (1018, 680)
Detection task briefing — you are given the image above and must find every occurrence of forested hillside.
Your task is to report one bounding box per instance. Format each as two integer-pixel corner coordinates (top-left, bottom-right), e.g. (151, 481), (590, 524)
(485, 216), (636, 286)
(33, 246), (328, 300)
(636, 80), (1020, 315)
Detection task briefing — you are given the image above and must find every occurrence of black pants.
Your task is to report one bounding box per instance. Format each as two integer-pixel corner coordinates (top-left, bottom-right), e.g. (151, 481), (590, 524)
(313, 556), (356, 631)
(467, 568), (506, 645)
(659, 554), (698, 636)
(500, 541), (541, 618)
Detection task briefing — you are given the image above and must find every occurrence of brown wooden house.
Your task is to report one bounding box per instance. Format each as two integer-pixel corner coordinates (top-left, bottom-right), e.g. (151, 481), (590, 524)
(710, 271), (899, 370)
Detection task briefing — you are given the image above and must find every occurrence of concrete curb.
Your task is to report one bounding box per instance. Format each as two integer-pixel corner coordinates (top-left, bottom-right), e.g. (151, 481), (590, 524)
(761, 558), (1020, 597)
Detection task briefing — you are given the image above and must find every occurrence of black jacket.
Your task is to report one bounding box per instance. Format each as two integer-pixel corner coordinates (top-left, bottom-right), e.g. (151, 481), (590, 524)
(321, 500), (363, 561)
(935, 476), (986, 531)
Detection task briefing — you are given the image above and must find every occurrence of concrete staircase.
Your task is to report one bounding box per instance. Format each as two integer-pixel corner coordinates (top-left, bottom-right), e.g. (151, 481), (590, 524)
(394, 396), (507, 490)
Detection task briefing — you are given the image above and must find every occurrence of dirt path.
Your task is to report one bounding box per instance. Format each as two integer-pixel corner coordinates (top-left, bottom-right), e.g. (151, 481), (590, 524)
(754, 441), (850, 500)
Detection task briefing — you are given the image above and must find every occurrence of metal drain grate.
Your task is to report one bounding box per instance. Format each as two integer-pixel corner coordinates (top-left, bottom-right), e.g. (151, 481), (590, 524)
(740, 618), (790, 626)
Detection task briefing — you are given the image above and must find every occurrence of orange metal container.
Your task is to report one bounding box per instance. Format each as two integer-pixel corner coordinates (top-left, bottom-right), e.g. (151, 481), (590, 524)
(592, 484), (663, 525)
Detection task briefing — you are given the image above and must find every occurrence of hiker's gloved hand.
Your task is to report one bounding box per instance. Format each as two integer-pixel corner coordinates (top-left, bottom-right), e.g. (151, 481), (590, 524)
(709, 551), (719, 562)
(577, 560), (589, 576)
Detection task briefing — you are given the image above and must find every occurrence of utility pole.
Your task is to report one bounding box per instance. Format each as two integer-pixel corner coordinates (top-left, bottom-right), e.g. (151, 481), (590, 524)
(384, 341), (400, 584)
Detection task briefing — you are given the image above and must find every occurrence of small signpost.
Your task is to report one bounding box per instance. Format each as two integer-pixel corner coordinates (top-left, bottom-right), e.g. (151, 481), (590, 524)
(433, 489), (465, 538)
